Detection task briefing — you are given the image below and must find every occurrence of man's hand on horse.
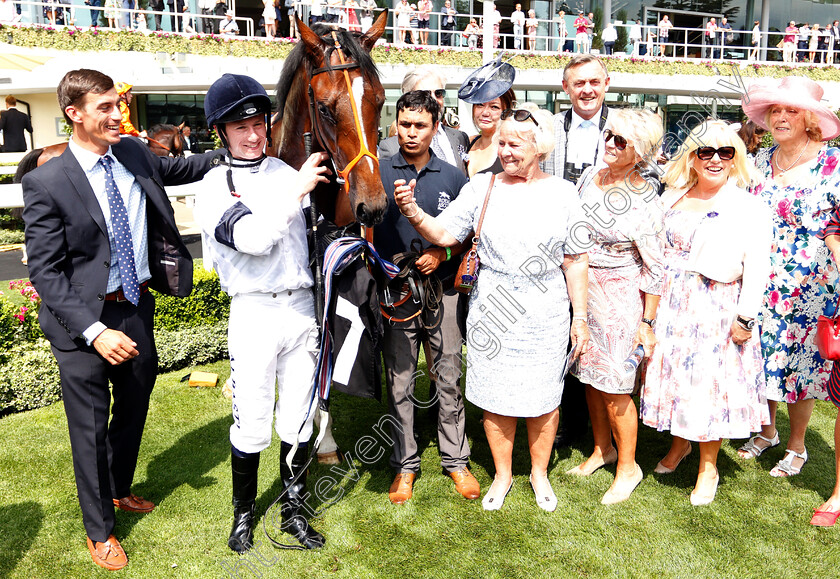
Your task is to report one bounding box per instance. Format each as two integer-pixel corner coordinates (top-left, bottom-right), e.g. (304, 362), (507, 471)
(93, 329), (139, 366)
(415, 247), (445, 275)
(393, 178), (417, 214)
(295, 152), (332, 201)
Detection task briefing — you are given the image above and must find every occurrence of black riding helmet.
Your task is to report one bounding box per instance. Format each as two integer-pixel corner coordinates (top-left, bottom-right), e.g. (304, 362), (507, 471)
(204, 73), (273, 149)
(205, 74), (273, 197)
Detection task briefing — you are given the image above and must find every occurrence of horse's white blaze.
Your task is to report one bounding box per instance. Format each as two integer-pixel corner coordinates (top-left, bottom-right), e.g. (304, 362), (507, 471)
(352, 75), (375, 172)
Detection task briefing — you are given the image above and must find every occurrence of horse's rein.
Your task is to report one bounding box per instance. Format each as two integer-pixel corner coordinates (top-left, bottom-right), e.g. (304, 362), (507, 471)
(307, 30), (379, 196)
(146, 135), (179, 157)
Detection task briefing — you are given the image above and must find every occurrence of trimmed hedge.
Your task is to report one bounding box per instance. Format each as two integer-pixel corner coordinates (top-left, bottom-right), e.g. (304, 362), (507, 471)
(156, 320), (228, 373)
(0, 265), (232, 413)
(0, 340), (61, 414)
(0, 230), (24, 244)
(153, 266), (230, 330)
(0, 322), (230, 414)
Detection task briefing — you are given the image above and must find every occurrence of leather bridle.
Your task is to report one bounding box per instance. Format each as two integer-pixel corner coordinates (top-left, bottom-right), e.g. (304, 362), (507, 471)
(307, 30), (379, 196)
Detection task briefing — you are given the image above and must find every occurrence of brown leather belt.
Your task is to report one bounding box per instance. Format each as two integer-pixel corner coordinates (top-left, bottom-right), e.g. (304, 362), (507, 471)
(105, 281), (150, 302)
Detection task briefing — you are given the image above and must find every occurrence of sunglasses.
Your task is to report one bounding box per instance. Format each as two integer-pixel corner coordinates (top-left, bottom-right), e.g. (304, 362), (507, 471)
(501, 109), (539, 127)
(695, 146), (736, 161)
(603, 129), (628, 150)
(420, 89), (447, 100)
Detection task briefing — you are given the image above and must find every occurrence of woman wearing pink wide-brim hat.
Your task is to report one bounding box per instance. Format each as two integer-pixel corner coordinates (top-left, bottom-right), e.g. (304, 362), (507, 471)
(736, 75), (840, 508)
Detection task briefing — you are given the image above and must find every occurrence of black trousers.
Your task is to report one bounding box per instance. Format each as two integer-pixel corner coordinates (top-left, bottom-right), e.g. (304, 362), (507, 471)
(52, 293), (157, 542)
(560, 303), (589, 438)
(441, 23), (455, 46)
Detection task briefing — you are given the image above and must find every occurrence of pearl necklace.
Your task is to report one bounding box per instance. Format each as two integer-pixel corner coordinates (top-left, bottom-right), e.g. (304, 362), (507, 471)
(774, 140), (810, 175)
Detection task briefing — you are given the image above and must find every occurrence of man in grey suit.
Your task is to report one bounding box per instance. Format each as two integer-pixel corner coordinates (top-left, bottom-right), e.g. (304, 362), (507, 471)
(542, 53), (610, 186)
(378, 66), (469, 177)
(21, 69), (215, 571)
(542, 53), (611, 450)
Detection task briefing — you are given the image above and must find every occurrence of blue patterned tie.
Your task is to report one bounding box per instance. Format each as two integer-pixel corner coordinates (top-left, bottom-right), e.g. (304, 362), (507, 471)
(99, 156), (140, 305)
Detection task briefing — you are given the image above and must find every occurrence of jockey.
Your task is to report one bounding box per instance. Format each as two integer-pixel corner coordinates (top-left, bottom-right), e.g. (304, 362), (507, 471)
(193, 73), (331, 553)
(114, 82), (146, 138)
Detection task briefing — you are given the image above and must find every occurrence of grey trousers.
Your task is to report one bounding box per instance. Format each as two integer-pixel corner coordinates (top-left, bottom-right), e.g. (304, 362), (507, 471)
(382, 290), (469, 473)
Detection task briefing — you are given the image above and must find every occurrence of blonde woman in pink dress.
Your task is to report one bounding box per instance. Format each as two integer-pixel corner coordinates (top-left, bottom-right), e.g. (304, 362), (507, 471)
(641, 121), (771, 506)
(568, 108), (665, 505)
(526, 10), (538, 50)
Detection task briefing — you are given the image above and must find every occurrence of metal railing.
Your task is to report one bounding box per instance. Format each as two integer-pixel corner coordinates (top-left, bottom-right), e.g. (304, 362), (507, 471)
(7, 1), (839, 65)
(4, 0), (254, 37)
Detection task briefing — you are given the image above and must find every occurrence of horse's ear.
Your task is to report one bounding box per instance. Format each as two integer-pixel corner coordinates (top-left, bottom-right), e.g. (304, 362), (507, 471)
(178, 121), (185, 130)
(297, 15), (327, 64)
(360, 9), (388, 50)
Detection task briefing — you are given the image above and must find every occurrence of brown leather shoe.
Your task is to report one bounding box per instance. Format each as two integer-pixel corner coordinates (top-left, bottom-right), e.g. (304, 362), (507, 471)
(448, 467), (481, 499)
(86, 535), (128, 570)
(388, 473), (416, 505)
(113, 494), (155, 513)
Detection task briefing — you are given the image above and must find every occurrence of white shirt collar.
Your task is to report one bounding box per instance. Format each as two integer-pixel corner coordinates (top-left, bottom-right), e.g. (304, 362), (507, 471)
(68, 138), (115, 173)
(570, 108), (602, 131)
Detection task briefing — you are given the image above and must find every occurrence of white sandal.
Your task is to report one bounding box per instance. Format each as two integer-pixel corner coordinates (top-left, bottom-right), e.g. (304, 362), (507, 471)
(770, 448), (808, 477)
(737, 431), (780, 459)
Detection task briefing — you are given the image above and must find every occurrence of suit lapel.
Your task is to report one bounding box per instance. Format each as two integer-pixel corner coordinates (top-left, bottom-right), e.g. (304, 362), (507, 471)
(61, 148), (108, 238)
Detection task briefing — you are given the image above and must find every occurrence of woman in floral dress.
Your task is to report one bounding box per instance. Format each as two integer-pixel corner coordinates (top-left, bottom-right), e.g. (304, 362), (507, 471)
(738, 76), (840, 478)
(104, 0), (119, 28)
(641, 121), (771, 506)
(568, 109), (665, 506)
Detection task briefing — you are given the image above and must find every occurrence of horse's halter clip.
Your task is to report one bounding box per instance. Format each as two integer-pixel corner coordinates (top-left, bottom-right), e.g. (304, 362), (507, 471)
(307, 30), (379, 195)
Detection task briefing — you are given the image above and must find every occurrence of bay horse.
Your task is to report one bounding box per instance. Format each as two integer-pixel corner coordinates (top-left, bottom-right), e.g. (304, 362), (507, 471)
(13, 124), (185, 183)
(270, 12), (389, 229)
(269, 13), (389, 465)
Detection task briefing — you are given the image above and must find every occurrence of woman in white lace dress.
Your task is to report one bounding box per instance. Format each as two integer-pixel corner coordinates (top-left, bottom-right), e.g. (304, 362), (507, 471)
(393, 103), (590, 513)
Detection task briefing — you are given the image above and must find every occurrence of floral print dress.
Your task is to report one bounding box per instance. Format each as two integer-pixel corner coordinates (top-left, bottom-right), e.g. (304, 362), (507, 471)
(572, 173), (665, 395)
(753, 145), (840, 403)
(640, 208), (768, 441)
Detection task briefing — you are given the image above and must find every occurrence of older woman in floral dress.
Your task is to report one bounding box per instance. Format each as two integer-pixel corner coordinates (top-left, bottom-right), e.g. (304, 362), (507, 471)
(642, 121), (771, 506)
(738, 76), (840, 478)
(567, 108), (665, 505)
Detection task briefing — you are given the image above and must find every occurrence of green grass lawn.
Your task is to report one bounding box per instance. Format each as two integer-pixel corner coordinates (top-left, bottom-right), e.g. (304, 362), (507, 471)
(2, 358), (840, 578)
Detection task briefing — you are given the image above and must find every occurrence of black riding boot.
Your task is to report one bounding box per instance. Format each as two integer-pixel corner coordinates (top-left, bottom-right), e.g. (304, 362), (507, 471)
(279, 442), (326, 549)
(228, 447), (260, 554)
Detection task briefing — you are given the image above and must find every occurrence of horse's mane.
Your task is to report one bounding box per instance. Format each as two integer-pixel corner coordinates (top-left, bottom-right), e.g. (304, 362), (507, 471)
(275, 24), (379, 117)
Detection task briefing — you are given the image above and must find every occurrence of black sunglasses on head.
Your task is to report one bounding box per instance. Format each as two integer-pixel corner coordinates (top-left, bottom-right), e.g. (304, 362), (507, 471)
(420, 89), (447, 99)
(603, 129), (628, 150)
(501, 109), (539, 127)
(695, 146), (736, 161)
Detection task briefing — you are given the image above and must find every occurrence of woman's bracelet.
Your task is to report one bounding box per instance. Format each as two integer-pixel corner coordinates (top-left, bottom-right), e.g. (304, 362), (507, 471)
(572, 315), (587, 322)
(444, 247), (451, 261)
(408, 208), (426, 226)
(401, 203), (420, 220)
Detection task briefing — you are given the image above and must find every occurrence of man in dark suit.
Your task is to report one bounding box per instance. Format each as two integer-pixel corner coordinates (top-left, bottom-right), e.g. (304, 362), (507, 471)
(21, 69), (215, 571)
(166, 0), (184, 30)
(83, 0), (102, 26)
(0, 95), (32, 152)
(377, 66), (469, 177)
(148, 0), (164, 30)
(182, 124), (199, 153)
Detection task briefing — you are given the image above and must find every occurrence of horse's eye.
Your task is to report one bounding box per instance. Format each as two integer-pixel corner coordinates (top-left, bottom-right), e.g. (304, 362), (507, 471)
(318, 103), (336, 124)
